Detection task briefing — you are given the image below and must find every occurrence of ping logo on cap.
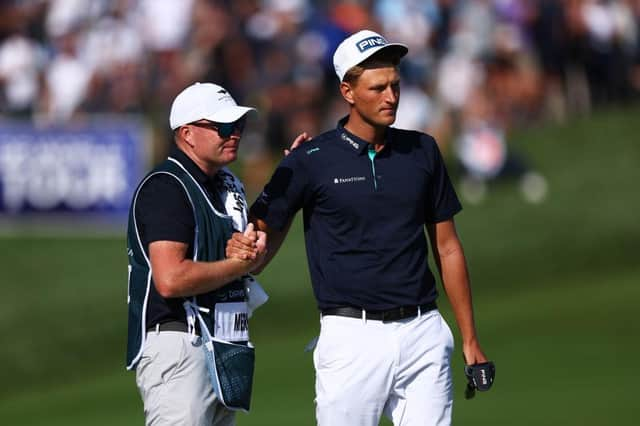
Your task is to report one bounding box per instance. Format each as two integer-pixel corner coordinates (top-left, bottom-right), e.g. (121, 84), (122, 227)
(357, 36), (387, 52)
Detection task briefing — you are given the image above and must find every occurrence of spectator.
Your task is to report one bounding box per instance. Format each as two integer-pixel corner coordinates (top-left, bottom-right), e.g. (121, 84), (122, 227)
(0, 26), (45, 117)
(40, 29), (93, 122)
(0, 0), (638, 203)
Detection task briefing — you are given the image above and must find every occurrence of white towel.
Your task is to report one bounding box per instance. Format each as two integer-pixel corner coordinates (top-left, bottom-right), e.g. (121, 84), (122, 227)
(217, 167), (269, 317)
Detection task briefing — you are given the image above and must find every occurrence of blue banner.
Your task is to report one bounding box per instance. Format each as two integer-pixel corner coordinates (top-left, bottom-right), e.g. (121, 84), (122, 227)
(0, 119), (147, 216)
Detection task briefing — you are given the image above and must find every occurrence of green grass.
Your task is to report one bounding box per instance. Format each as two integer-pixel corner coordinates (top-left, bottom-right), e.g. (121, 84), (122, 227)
(1, 105), (639, 424)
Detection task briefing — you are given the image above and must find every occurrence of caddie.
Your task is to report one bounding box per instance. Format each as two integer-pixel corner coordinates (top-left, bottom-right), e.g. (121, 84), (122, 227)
(227, 30), (495, 425)
(126, 82), (275, 425)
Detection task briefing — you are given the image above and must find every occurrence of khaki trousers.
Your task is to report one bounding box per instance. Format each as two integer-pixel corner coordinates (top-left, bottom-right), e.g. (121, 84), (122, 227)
(136, 330), (235, 426)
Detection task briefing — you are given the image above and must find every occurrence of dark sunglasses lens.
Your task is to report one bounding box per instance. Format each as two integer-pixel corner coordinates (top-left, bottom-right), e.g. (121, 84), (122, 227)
(217, 122), (235, 138)
(217, 119), (245, 138)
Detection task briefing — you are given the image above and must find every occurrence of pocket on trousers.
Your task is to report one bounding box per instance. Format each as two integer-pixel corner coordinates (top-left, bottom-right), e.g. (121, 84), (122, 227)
(439, 314), (455, 351)
(136, 333), (187, 392)
(315, 317), (356, 371)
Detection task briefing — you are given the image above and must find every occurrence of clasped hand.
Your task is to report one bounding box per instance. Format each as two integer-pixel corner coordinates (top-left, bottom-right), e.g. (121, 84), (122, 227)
(226, 223), (267, 272)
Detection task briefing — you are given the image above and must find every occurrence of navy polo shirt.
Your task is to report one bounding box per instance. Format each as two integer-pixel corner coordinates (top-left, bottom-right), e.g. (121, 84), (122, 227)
(251, 118), (462, 311)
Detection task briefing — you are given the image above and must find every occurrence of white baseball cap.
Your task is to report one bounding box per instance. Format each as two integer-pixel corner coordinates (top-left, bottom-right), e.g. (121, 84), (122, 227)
(169, 82), (256, 130)
(333, 30), (408, 82)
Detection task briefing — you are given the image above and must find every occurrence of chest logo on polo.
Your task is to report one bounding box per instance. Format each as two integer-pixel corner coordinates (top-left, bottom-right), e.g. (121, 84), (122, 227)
(333, 176), (366, 184)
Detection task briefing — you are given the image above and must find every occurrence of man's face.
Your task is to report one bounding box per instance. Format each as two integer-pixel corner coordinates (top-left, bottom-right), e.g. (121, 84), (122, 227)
(187, 118), (245, 168)
(346, 66), (400, 127)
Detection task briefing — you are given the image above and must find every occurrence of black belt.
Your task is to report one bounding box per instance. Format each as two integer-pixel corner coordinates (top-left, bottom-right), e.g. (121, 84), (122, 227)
(321, 301), (437, 322)
(147, 320), (197, 335)
(146, 321), (249, 345)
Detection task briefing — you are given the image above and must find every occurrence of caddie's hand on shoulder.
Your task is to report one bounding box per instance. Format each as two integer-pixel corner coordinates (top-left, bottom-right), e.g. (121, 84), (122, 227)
(284, 132), (312, 156)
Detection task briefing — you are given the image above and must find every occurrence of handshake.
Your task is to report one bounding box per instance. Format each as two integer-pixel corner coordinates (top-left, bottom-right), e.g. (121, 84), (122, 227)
(226, 223), (268, 273)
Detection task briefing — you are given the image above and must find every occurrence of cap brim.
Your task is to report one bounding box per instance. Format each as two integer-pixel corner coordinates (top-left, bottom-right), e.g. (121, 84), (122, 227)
(205, 106), (257, 123)
(363, 43), (408, 64)
(339, 42), (409, 81)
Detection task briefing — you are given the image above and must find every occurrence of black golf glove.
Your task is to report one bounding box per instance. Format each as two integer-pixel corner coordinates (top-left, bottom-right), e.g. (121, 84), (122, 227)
(464, 361), (495, 400)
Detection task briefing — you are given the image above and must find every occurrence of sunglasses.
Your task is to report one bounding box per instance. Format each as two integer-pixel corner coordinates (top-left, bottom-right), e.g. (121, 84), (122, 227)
(190, 118), (246, 138)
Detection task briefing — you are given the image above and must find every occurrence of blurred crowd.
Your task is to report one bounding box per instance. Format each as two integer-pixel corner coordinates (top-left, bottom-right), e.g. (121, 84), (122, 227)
(1, 0), (640, 200)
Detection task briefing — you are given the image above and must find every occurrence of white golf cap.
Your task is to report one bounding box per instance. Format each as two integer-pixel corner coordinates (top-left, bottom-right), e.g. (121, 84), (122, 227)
(169, 82), (256, 130)
(333, 30), (408, 82)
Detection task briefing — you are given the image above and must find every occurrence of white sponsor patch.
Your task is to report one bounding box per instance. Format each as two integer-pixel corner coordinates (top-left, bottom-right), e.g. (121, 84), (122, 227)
(333, 176), (366, 184)
(214, 302), (249, 342)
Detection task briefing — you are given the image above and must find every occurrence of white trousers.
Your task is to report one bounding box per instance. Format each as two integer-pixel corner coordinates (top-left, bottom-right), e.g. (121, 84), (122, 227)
(313, 309), (454, 426)
(135, 331), (235, 426)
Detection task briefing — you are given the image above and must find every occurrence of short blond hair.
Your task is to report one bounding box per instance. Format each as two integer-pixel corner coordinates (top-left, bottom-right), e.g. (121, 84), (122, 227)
(342, 49), (402, 85)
